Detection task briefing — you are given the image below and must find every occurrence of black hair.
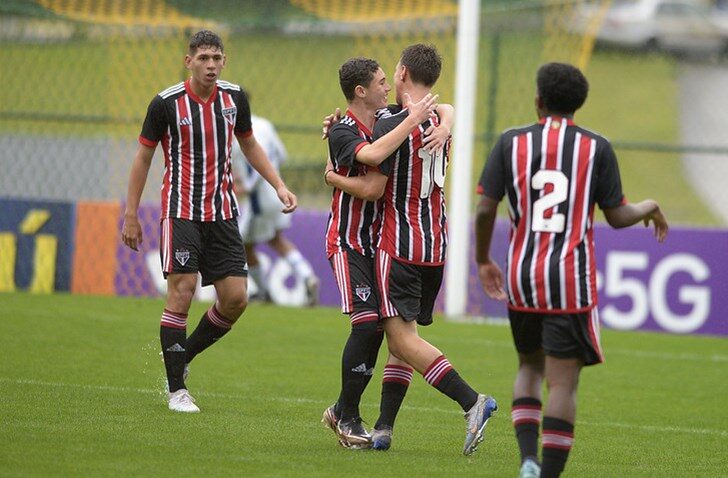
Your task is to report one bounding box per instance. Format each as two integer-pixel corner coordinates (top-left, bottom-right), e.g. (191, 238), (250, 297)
(338, 57), (380, 102)
(188, 30), (224, 55)
(400, 44), (441, 87)
(536, 62), (589, 114)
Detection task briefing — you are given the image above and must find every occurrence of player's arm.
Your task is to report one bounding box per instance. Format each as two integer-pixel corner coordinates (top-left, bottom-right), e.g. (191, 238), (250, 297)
(122, 143), (155, 251)
(474, 135), (508, 301)
(325, 166), (387, 201)
(236, 132), (297, 213)
(422, 103), (454, 153)
(474, 195), (507, 301)
(355, 93), (439, 167)
(603, 200), (668, 242)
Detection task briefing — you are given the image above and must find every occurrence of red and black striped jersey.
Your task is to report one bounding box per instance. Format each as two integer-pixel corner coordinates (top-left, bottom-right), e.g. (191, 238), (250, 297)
(325, 110), (381, 258)
(139, 79), (252, 221)
(478, 116), (625, 313)
(374, 106), (449, 265)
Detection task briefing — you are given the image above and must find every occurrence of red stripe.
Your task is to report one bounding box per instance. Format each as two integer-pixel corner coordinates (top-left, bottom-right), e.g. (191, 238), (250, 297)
(409, 129), (424, 262)
(161, 135), (171, 220)
(587, 308), (604, 362)
(139, 135), (156, 147)
(534, 121), (561, 307)
(177, 97), (192, 220)
(220, 91), (235, 219)
(509, 134), (529, 306)
(203, 101), (216, 221)
(566, 135), (592, 308)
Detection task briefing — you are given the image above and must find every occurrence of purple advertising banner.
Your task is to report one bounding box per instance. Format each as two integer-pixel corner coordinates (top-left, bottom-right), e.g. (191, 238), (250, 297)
(114, 206), (727, 337)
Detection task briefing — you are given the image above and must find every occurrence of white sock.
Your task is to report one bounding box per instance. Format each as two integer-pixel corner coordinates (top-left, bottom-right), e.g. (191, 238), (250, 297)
(248, 266), (268, 295)
(284, 249), (314, 281)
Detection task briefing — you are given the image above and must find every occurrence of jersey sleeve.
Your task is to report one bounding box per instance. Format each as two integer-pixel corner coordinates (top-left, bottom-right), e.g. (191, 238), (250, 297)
(139, 95), (167, 147)
(327, 123), (368, 168)
(234, 89), (253, 137)
(477, 134), (507, 200)
(594, 140), (625, 209)
(373, 114), (407, 177)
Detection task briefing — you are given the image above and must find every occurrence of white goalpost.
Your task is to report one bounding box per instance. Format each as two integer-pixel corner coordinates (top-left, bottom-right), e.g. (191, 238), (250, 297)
(445, 0), (481, 318)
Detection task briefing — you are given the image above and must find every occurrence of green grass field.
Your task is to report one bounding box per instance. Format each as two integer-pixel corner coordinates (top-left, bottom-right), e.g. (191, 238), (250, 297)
(2, 292), (726, 477)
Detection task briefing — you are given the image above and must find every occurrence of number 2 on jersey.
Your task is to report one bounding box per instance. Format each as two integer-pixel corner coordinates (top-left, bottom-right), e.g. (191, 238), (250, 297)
(531, 170), (568, 233)
(418, 147), (446, 198)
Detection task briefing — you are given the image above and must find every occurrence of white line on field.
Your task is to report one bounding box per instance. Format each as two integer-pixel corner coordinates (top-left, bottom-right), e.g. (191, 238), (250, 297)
(2, 377), (726, 438)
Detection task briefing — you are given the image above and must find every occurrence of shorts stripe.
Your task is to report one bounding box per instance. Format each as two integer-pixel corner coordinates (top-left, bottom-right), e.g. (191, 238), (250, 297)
(332, 251), (353, 313)
(376, 249), (398, 318)
(161, 308), (187, 329)
(350, 311), (378, 326)
(588, 307), (604, 363)
(383, 364), (414, 385)
(161, 218), (173, 274)
(423, 355), (453, 386)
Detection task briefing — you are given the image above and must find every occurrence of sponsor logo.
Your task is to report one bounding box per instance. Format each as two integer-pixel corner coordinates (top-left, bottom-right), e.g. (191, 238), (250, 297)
(551, 120), (561, 129)
(175, 248), (190, 266)
(355, 284), (371, 302)
(178, 117), (192, 126)
(351, 363), (368, 373)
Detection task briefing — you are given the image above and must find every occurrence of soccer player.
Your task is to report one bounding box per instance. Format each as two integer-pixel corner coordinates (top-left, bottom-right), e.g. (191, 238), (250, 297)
(474, 62), (668, 477)
(325, 44), (497, 455)
(231, 108), (320, 307)
(321, 56), (441, 448)
(121, 30), (297, 413)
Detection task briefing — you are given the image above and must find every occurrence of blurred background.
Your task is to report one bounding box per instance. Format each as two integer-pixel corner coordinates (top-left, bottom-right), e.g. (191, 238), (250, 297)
(3, 0), (728, 224)
(1, 0), (726, 334)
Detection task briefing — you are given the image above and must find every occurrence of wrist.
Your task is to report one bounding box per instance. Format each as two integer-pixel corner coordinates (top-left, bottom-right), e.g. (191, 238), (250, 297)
(324, 169), (333, 186)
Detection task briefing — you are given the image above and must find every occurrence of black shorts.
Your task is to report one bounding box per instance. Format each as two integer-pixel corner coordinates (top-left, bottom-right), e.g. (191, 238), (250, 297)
(329, 249), (379, 315)
(160, 218), (247, 286)
(376, 249), (443, 326)
(509, 308), (604, 366)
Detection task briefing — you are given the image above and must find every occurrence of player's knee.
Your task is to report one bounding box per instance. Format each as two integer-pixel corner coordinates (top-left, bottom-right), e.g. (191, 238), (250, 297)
(219, 294), (248, 320)
(350, 318), (381, 343)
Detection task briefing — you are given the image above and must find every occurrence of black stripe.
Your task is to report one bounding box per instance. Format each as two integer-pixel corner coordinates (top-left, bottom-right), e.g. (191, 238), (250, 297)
(190, 103), (205, 220)
(167, 95), (181, 217)
(395, 149), (411, 258)
(213, 94), (227, 220)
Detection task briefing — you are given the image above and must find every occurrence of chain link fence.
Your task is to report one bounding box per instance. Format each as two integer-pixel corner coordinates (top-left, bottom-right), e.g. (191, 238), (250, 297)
(1, 0), (726, 222)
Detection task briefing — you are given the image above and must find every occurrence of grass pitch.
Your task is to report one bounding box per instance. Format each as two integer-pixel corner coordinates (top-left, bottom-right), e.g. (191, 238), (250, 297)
(1, 292), (726, 477)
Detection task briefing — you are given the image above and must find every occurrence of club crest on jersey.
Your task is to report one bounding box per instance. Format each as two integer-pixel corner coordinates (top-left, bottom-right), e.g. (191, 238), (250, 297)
(551, 120), (561, 129)
(221, 106), (237, 125)
(355, 284), (371, 302)
(175, 248), (190, 266)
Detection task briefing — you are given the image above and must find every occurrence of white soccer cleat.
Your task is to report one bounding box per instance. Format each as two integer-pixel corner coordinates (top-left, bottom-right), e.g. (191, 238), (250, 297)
(168, 389), (200, 413)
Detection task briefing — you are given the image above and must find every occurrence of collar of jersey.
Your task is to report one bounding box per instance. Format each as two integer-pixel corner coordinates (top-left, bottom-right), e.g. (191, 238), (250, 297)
(346, 109), (373, 137)
(185, 78), (218, 107)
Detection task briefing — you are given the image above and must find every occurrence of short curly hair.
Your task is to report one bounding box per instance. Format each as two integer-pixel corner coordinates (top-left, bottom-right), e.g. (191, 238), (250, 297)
(536, 62), (589, 114)
(188, 30), (224, 55)
(339, 57), (380, 102)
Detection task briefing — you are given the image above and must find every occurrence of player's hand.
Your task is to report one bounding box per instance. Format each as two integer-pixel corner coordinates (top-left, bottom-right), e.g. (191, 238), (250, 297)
(478, 261), (507, 301)
(321, 108), (342, 140)
(277, 185), (298, 214)
(404, 92), (438, 125)
(121, 214), (143, 252)
(422, 123), (451, 153)
(644, 202), (668, 243)
(324, 155), (335, 186)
